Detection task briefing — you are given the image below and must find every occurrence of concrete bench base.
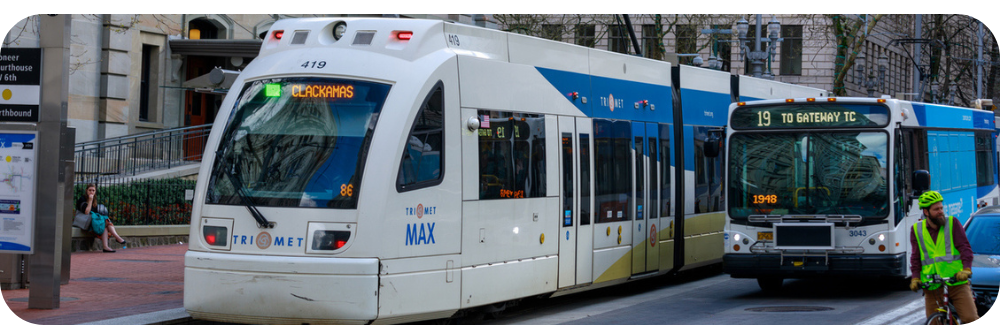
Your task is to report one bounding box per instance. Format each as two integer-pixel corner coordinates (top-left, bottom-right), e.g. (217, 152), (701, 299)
(71, 225), (190, 252)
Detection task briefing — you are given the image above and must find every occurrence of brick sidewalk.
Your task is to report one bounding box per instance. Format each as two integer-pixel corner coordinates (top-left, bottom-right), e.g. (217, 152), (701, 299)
(2, 243), (188, 325)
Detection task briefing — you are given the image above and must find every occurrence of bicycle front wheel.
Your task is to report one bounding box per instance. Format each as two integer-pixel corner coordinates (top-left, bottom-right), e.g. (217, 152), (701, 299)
(925, 312), (962, 325)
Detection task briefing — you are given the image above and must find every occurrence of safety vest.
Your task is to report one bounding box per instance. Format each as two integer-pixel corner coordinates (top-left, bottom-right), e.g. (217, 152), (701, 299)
(913, 216), (968, 290)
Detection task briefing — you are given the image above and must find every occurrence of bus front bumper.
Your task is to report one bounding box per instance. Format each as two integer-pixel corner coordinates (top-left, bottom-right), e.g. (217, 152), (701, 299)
(723, 252), (907, 278)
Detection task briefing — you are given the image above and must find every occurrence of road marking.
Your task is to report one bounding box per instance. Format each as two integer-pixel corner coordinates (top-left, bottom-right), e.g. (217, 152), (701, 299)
(494, 274), (733, 325)
(854, 298), (923, 325)
(894, 310), (927, 325)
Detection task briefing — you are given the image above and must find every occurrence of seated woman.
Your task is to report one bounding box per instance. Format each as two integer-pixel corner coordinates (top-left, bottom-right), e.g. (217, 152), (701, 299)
(77, 183), (127, 252)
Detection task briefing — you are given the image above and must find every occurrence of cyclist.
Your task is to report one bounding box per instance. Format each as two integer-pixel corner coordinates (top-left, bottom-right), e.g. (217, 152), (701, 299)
(909, 190), (979, 323)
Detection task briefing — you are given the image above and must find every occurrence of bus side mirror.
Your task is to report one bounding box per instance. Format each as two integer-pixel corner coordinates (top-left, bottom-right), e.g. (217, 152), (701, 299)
(704, 129), (724, 158)
(913, 170), (930, 193)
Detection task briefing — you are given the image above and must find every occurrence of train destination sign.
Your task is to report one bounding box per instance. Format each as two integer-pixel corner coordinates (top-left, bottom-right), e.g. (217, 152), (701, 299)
(731, 103), (890, 129)
(0, 48), (41, 123)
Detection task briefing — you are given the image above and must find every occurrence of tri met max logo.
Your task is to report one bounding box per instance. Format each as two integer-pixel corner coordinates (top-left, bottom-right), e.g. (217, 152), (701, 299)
(405, 223), (436, 246)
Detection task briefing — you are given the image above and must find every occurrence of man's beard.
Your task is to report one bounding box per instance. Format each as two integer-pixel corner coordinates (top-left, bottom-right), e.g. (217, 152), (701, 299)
(930, 215), (946, 227)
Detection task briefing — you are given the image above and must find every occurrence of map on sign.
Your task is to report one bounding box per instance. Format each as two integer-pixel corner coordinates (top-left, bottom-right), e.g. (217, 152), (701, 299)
(0, 132), (35, 253)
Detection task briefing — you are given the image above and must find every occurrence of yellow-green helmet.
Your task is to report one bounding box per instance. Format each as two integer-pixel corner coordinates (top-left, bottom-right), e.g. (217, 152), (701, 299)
(919, 190), (944, 209)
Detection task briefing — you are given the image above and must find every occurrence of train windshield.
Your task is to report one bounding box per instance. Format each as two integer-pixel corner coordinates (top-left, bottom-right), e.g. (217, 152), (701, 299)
(728, 131), (890, 219)
(205, 77), (391, 209)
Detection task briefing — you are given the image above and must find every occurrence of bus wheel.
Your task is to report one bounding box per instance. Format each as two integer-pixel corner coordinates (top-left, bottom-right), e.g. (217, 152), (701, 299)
(757, 277), (783, 292)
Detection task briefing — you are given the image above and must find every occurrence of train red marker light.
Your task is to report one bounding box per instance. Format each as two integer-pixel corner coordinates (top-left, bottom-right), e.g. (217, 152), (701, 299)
(203, 226), (228, 246)
(397, 31), (413, 40)
(273, 30), (284, 40)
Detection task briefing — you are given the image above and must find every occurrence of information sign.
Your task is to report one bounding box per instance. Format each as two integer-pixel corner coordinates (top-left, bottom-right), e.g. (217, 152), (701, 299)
(0, 132), (36, 253)
(0, 48), (42, 123)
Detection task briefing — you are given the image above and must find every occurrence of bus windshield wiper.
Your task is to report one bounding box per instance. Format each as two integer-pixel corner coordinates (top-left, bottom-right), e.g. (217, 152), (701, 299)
(221, 152), (272, 229)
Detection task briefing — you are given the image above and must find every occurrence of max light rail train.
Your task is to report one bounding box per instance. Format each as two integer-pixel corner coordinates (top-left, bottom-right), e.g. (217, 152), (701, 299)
(184, 17), (829, 324)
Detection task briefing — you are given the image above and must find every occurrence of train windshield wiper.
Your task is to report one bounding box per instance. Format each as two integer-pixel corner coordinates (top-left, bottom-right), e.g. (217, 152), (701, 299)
(220, 152), (272, 229)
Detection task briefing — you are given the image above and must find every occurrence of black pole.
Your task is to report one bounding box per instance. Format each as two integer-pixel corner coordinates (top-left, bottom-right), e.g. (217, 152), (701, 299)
(622, 15), (642, 57)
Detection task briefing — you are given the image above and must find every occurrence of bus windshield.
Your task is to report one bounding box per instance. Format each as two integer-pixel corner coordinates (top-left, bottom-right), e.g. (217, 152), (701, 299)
(205, 77), (391, 209)
(728, 131), (889, 219)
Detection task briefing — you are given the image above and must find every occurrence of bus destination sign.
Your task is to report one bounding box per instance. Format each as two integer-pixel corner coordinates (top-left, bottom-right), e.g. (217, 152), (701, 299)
(731, 103), (890, 129)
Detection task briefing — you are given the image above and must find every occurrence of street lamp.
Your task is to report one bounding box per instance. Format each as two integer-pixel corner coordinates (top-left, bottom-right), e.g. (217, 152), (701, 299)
(855, 53), (888, 97)
(736, 15), (781, 79)
(707, 54), (722, 70)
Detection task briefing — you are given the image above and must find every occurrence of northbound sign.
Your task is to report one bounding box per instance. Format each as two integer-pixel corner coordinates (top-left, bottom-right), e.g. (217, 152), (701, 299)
(0, 48), (41, 123)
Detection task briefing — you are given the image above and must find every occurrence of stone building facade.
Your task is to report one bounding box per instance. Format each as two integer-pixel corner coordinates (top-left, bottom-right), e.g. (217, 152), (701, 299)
(2, 14), (994, 144)
(497, 14), (995, 104)
(2, 14), (495, 143)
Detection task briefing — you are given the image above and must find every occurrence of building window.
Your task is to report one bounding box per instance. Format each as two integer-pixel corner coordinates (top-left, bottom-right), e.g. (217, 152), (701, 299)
(139, 44), (157, 122)
(608, 25), (629, 54)
(541, 24), (563, 41)
(642, 25), (663, 60)
(710, 25), (732, 72)
(779, 25), (802, 75)
(575, 24), (596, 48)
(676, 25), (697, 65)
(188, 18), (220, 40)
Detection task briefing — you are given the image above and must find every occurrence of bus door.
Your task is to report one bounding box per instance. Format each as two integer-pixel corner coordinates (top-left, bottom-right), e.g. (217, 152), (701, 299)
(558, 116), (581, 288)
(632, 122), (659, 275)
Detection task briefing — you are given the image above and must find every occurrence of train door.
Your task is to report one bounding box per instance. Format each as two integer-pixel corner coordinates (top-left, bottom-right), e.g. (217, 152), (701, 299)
(576, 118), (594, 284)
(632, 122), (658, 275)
(558, 116), (596, 288)
(658, 123), (674, 272)
(558, 116), (578, 288)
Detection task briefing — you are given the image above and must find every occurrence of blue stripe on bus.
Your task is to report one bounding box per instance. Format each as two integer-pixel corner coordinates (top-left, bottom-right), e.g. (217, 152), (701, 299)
(913, 103), (995, 130)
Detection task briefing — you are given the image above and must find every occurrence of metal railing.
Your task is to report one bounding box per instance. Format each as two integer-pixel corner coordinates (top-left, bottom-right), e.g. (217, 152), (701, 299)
(74, 177), (196, 226)
(74, 124), (213, 184)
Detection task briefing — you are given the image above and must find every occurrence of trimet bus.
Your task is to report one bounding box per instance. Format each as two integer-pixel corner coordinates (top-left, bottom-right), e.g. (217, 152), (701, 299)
(183, 17), (826, 324)
(722, 97), (1000, 291)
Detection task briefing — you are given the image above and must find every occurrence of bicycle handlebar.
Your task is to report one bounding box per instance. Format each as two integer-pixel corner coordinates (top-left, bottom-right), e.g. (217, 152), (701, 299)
(920, 275), (963, 289)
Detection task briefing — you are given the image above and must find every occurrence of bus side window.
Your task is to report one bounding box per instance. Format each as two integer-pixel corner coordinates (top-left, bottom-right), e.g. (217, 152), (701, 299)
(975, 131), (995, 187)
(397, 82), (444, 192)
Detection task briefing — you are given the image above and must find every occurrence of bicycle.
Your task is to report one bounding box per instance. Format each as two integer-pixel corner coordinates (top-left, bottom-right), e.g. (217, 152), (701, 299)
(920, 275), (964, 325)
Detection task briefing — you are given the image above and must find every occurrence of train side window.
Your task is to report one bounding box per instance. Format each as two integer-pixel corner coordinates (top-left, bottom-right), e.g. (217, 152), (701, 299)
(397, 83), (444, 192)
(477, 110), (547, 200)
(580, 134), (591, 225)
(694, 126), (722, 213)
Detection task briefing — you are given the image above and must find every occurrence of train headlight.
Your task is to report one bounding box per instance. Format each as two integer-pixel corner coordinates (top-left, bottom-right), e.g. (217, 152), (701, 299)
(312, 230), (351, 251)
(333, 22), (347, 40)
